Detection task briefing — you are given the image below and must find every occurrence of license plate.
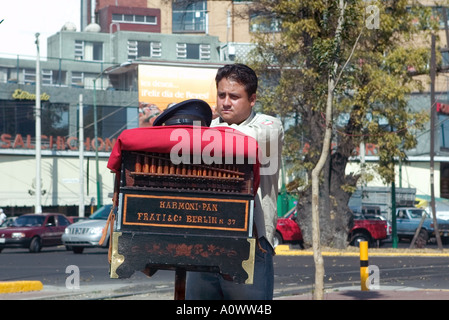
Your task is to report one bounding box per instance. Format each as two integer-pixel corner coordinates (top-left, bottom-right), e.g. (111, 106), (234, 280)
(0, 238), (5, 243)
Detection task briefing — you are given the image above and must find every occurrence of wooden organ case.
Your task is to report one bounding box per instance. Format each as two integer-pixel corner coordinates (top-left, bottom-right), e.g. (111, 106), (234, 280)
(108, 128), (258, 297)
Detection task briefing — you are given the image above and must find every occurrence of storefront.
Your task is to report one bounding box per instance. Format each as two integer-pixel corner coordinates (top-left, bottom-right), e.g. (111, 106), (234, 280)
(0, 84), (137, 216)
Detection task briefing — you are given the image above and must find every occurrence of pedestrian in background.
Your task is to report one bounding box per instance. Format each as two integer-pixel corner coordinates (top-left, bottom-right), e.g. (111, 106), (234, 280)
(0, 208), (6, 225)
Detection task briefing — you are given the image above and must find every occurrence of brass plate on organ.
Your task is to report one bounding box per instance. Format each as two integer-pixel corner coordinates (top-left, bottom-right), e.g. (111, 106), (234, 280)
(121, 192), (251, 233)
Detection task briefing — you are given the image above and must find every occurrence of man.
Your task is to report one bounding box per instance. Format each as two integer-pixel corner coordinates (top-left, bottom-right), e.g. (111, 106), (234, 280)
(185, 63), (284, 300)
(0, 208), (6, 225)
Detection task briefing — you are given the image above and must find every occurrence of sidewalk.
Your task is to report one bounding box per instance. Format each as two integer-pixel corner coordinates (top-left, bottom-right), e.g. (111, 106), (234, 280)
(278, 286), (449, 300)
(2, 282), (449, 300)
(0, 282), (174, 300)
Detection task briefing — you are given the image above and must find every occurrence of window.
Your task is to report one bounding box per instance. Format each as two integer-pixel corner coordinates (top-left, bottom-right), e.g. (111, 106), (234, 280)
(172, 0), (207, 32)
(0, 100), (130, 152)
(199, 44), (211, 60)
(151, 42), (162, 57)
(23, 69), (36, 84)
(74, 41), (103, 61)
(41, 70), (66, 86)
(186, 44), (199, 59)
(71, 72), (84, 87)
(177, 43), (211, 60)
(74, 41), (84, 60)
(112, 13), (157, 25)
(429, 6), (449, 29)
(127, 40), (162, 59)
(42, 69), (53, 86)
(250, 13), (281, 33)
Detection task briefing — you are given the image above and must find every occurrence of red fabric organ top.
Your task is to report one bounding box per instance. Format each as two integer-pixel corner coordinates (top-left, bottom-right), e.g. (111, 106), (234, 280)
(107, 125), (260, 194)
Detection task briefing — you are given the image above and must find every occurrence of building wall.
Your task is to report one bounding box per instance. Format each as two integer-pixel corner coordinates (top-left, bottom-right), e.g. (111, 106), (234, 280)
(346, 160), (443, 198)
(47, 31), (112, 62)
(0, 154), (113, 208)
(97, 0), (255, 43)
(98, 6), (161, 33)
(147, 0), (172, 34)
(96, 0), (148, 11)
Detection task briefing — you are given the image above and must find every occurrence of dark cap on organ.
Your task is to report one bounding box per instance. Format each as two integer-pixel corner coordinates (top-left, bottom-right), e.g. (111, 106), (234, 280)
(153, 99), (212, 127)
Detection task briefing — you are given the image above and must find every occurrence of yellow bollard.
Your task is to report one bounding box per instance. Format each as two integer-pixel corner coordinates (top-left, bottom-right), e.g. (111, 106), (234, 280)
(359, 241), (369, 291)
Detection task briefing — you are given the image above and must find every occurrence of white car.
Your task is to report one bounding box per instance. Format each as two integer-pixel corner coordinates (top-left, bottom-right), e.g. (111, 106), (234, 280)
(62, 204), (113, 254)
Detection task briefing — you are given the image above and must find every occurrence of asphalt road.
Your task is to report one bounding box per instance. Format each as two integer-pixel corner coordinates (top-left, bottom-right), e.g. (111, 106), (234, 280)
(2, 243), (449, 299)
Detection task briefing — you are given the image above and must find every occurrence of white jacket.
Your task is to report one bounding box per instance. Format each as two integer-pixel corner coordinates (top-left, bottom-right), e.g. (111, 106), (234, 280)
(211, 111), (284, 248)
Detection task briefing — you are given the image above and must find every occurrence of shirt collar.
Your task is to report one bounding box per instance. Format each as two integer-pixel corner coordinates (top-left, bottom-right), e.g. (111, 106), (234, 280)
(218, 110), (256, 125)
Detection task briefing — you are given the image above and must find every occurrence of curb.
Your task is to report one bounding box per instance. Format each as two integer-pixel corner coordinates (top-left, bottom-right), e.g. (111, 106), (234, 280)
(274, 244), (449, 257)
(0, 281), (43, 294)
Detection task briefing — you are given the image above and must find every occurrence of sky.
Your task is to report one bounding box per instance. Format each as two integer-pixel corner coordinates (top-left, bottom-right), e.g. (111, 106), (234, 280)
(0, 0), (81, 58)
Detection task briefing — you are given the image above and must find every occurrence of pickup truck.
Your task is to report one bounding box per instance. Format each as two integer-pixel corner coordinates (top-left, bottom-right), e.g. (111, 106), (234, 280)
(275, 209), (388, 248)
(396, 207), (449, 243)
(348, 213), (388, 248)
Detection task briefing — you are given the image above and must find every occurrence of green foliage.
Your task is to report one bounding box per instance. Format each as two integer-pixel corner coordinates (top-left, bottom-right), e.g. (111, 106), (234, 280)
(249, 0), (434, 186)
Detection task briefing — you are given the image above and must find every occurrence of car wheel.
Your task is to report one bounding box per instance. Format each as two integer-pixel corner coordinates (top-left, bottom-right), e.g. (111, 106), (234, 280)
(73, 247), (84, 254)
(29, 237), (42, 253)
(273, 231), (283, 248)
(351, 233), (371, 247)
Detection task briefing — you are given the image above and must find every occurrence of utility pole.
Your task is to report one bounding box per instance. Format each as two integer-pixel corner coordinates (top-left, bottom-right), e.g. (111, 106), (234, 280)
(391, 170), (398, 248)
(93, 78), (102, 208)
(430, 34), (443, 250)
(79, 94), (85, 218)
(35, 33), (42, 214)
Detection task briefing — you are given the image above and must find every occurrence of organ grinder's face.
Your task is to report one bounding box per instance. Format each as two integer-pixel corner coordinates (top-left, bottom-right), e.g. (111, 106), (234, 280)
(216, 77), (255, 125)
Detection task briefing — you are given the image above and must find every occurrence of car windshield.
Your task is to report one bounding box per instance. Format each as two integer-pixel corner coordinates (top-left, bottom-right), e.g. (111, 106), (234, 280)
(353, 213), (366, 220)
(89, 205), (112, 220)
(13, 216), (45, 227)
(409, 209), (426, 219)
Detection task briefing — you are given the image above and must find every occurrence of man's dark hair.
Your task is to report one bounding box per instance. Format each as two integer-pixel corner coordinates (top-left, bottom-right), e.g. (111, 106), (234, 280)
(215, 63), (258, 97)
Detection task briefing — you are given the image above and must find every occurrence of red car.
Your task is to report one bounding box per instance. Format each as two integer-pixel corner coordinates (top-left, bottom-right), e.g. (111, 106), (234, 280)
(275, 207), (304, 248)
(0, 213), (71, 253)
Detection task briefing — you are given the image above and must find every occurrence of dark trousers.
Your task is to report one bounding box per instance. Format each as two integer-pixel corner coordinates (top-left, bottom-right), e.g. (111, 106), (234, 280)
(185, 237), (274, 300)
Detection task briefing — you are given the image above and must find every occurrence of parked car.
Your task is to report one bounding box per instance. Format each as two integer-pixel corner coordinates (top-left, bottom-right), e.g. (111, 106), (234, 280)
(275, 208), (387, 248)
(349, 213), (388, 247)
(274, 207), (304, 248)
(62, 204), (113, 254)
(363, 213), (392, 242)
(396, 207), (449, 243)
(0, 213), (71, 253)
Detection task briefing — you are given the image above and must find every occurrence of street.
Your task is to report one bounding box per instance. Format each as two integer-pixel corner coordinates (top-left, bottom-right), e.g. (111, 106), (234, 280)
(1, 244), (449, 299)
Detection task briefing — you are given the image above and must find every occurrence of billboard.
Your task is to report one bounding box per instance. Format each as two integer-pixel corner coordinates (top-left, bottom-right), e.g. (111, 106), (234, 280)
(138, 65), (218, 111)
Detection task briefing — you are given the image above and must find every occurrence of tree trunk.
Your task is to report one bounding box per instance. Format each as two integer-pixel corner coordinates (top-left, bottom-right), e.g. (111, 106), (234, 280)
(311, 73), (334, 300)
(311, 0), (347, 300)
